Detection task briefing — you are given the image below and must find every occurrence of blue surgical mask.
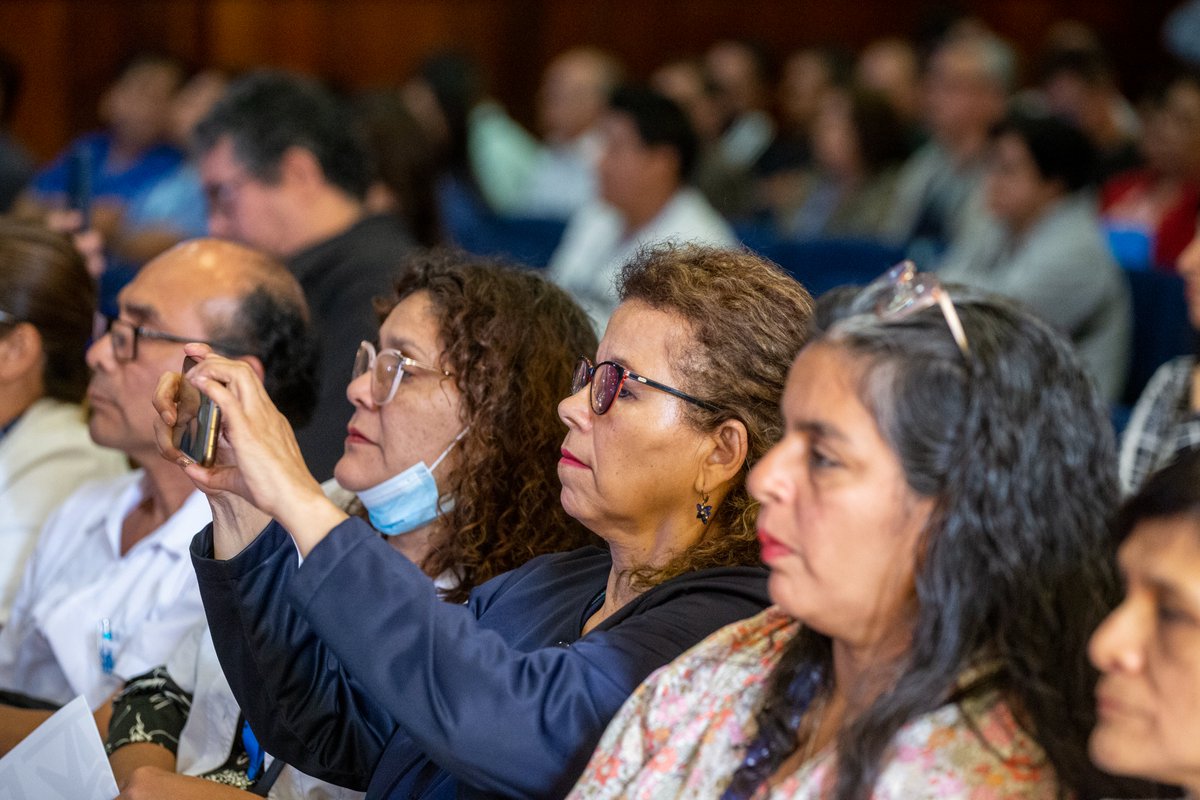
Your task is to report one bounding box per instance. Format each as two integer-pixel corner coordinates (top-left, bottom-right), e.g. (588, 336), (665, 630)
(356, 428), (467, 536)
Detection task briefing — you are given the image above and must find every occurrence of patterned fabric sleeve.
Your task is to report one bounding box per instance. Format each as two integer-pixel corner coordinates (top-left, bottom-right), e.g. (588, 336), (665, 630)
(105, 665), (192, 755)
(1120, 357), (1200, 494)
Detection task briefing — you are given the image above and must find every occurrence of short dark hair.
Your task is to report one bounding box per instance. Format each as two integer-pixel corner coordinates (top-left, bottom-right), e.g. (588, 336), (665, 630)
(193, 70), (371, 200)
(991, 106), (1096, 192)
(1116, 447), (1200, 543)
(0, 219), (94, 403)
(608, 85), (699, 181)
(225, 285), (319, 429)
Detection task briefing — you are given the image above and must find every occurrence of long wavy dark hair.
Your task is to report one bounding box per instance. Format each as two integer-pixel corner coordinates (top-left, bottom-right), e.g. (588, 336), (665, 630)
(378, 252), (598, 603)
(725, 287), (1135, 799)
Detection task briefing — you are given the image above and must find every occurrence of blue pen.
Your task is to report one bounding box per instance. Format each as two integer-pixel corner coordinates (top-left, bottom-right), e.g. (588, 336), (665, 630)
(98, 618), (114, 675)
(241, 719), (265, 781)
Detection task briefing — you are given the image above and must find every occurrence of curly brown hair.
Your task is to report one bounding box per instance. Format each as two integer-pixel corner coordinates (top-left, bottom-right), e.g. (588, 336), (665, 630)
(617, 243), (814, 588)
(378, 251), (599, 603)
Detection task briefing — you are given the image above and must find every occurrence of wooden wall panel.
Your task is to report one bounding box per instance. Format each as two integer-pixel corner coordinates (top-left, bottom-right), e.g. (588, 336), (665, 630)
(0, 0), (1184, 163)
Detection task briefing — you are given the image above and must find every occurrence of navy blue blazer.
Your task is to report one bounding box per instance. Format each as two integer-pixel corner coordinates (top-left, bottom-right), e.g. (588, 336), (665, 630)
(192, 517), (769, 799)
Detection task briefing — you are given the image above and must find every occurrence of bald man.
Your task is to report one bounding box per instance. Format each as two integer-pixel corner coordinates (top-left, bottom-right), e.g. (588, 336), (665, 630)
(0, 238), (317, 753)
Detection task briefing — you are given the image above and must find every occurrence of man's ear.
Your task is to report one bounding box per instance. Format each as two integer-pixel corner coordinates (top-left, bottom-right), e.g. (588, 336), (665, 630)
(277, 146), (325, 192)
(233, 353), (266, 383)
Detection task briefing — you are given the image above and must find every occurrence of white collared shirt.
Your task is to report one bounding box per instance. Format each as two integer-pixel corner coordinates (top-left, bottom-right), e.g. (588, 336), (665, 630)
(0, 470), (211, 708)
(547, 187), (737, 330)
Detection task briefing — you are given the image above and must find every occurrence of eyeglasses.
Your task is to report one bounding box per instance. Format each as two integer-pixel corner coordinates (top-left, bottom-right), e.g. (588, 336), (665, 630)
(571, 357), (720, 416)
(203, 174), (253, 219)
(92, 312), (238, 363)
(847, 260), (970, 357)
(352, 340), (452, 405)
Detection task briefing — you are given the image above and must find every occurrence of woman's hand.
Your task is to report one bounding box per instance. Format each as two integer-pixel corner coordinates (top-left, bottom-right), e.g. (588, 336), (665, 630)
(153, 343), (347, 558)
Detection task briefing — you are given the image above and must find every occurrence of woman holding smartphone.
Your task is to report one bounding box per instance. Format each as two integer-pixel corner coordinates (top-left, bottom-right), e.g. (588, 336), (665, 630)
(150, 244), (812, 798)
(111, 254), (598, 798)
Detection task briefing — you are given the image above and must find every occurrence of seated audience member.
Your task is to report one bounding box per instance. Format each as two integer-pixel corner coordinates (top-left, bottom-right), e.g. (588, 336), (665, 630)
(548, 88), (736, 328)
(1120, 225), (1200, 493)
(75, 69), (232, 317)
(109, 255), (597, 798)
(1089, 447), (1200, 796)
(162, 245), (812, 797)
(115, 70), (228, 262)
(855, 38), (923, 133)
(700, 40), (780, 218)
(0, 220), (127, 623)
(195, 69), (414, 481)
(519, 47), (624, 219)
(0, 50), (33, 213)
(0, 238), (316, 755)
(767, 87), (910, 240)
(884, 32), (1014, 263)
(404, 51), (540, 217)
(755, 47), (851, 180)
(1039, 45), (1142, 184)
(20, 53), (185, 219)
(651, 58), (747, 219)
(1101, 72), (1200, 272)
(939, 108), (1130, 400)
(353, 89), (442, 248)
(568, 264), (1131, 799)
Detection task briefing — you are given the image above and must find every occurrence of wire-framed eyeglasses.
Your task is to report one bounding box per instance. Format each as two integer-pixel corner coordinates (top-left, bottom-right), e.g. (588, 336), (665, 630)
(352, 340), (452, 405)
(92, 312), (241, 363)
(847, 260), (970, 357)
(571, 357), (721, 416)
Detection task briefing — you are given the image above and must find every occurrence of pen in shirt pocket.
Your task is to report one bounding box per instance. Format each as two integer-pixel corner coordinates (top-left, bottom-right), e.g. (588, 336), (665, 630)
(98, 618), (115, 675)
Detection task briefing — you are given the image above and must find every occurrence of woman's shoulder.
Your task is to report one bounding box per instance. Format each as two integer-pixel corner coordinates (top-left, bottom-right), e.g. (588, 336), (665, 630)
(469, 546), (611, 604)
(636, 606), (798, 699)
(875, 690), (1061, 798)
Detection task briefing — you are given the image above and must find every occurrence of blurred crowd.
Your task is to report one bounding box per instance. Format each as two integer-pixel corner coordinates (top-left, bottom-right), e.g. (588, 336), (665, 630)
(3, 8), (1200, 799)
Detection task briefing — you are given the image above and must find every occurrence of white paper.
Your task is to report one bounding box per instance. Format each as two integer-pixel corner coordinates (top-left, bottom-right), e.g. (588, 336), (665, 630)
(0, 695), (118, 799)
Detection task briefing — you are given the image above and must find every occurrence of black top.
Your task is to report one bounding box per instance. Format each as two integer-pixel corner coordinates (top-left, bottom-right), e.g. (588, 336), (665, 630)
(286, 213), (414, 480)
(192, 518), (771, 799)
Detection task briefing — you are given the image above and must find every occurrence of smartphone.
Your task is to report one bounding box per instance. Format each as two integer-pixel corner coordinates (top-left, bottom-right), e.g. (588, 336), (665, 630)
(66, 148), (92, 228)
(172, 356), (221, 467)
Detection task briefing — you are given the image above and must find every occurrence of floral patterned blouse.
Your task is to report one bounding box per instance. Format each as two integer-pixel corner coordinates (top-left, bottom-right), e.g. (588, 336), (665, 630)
(567, 607), (1062, 799)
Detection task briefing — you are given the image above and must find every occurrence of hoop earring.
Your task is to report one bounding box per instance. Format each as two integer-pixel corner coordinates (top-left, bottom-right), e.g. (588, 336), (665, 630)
(696, 492), (713, 525)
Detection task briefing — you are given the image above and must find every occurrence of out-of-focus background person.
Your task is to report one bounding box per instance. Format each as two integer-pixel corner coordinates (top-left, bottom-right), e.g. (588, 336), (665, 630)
(0, 218), (127, 625)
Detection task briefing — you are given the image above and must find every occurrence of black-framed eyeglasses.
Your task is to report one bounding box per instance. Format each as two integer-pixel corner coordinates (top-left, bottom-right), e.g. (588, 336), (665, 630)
(571, 357), (721, 416)
(92, 312), (239, 363)
(846, 260), (970, 357)
(352, 340), (453, 405)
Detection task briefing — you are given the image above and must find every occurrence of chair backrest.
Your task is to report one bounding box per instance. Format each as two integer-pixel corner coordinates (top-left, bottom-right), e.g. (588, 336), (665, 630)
(761, 237), (905, 298)
(1123, 267), (1194, 405)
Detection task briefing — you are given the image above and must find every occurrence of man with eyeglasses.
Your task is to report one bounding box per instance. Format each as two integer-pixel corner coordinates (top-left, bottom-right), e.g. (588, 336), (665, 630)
(0, 238), (317, 754)
(194, 70), (414, 481)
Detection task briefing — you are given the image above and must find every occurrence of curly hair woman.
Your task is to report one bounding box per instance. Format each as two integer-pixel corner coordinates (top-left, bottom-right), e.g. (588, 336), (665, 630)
(107, 252), (601, 797)
(152, 243), (813, 798)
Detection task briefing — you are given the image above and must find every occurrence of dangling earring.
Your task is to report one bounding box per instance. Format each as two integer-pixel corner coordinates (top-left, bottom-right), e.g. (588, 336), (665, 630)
(695, 492), (713, 525)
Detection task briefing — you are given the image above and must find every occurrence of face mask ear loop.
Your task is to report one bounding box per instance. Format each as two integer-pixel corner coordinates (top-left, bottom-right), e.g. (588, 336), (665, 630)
(430, 426), (470, 474)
